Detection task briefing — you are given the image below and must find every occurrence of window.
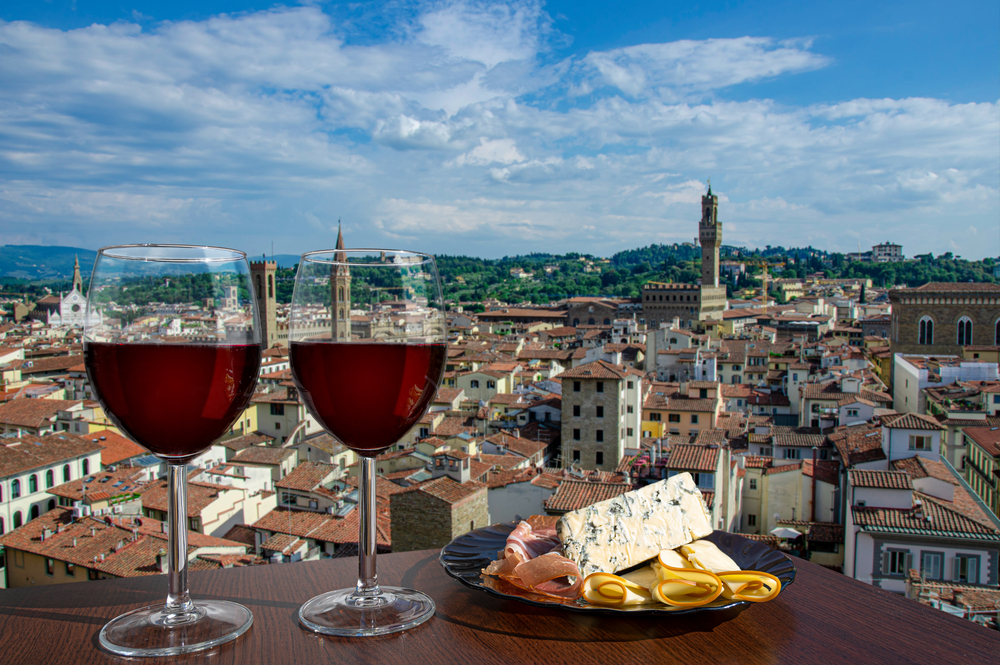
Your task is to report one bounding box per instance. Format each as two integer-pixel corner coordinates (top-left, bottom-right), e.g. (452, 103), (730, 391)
(596, 406), (604, 418)
(596, 430), (604, 442)
(45, 470), (54, 489)
(597, 382), (604, 393)
(12, 479), (20, 499)
(573, 405), (581, 417)
(996, 319), (1000, 345)
(668, 414), (681, 423)
(487, 381), (496, 390)
(783, 449), (801, 460)
(82, 459), (90, 476)
(747, 514), (757, 526)
(30, 505), (39, 519)
(884, 550), (911, 576)
(847, 409), (859, 417)
(13, 511), (22, 529)
(749, 478), (757, 490)
(699, 388), (708, 399)
(921, 552), (943, 580)
(760, 447), (772, 456)
(63, 465), (71, 482)
(627, 428), (633, 436)
(690, 414), (699, 424)
(918, 316), (934, 345)
(29, 474), (37, 494)
(0, 517), (3, 535)
(275, 422), (281, 430)
(596, 452), (604, 465)
(957, 317), (973, 346)
(649, 413), (661, 422)
(954, 555), (979, 583)
(792, 374), (798, 381)
(909, 435), (932, 451)
(470, 380), (480, 388)
(573, 381), (581, 392)
(46, 558), (54, 576)
(695, 473), (714, 489)
(627, 381), (634, 390)
(573, 429), (581, 441)
(572, 450), (581, 463)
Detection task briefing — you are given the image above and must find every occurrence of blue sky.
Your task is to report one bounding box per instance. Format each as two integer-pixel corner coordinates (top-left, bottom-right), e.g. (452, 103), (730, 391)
(1, 1), (997, 260)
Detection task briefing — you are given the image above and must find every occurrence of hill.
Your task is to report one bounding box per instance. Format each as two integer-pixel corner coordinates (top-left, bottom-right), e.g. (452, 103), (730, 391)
(0, 245), (97, 280)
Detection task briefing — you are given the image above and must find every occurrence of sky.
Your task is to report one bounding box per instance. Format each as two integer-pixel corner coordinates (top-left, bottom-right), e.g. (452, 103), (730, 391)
(0, 0), (997, 260)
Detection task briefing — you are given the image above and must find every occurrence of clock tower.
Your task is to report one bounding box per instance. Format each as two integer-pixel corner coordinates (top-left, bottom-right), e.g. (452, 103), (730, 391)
(697, 183), (726, 322)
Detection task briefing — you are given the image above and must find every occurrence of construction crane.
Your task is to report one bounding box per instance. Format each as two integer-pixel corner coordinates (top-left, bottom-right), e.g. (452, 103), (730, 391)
(741, 259), (784, 316)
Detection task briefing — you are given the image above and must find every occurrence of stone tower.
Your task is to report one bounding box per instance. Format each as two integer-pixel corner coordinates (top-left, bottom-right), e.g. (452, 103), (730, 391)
(697, 183), (727, 322)
(250, 259), (278, 348)
(331, 223), (351, 341)
(72, 255), (83, 294)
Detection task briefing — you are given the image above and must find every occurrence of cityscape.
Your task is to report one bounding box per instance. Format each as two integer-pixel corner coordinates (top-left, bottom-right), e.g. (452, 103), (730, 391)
(0, 0), (998, 658)
(2, 190), (1000, 630)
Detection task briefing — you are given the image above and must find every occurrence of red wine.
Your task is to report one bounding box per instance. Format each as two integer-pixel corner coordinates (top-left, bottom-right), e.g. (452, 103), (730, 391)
(290, 341), (446, 456)
(85, 342), (261, 461)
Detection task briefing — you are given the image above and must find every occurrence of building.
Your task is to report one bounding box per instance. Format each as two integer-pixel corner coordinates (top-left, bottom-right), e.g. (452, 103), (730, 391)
(331, 224), (351, 341)
(389, 476), (488, 552)
(963, 427), (1000, 518)
(0, 509), (253, 588)
(558, 360), (644, 472)
(249, 259), (278, 349)
(641, 381), (724, 439)
(892, 355), (998, 415)
(0, 398), (85, 437)
(872, 242), (904, 263)
(888, 282), (1000, 356)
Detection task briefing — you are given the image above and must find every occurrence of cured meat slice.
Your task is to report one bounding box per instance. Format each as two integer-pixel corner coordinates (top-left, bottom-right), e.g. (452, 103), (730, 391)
(482, 551), (522, 577)
(504, 520), (561, 561)
(510, 552), (583, 600)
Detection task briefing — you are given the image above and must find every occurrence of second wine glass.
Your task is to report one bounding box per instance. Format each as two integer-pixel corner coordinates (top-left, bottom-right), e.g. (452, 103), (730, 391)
(289, 248), (447, 636)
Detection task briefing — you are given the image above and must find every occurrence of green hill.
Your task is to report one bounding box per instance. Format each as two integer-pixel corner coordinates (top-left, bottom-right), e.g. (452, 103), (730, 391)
(0, 245), (97, 280)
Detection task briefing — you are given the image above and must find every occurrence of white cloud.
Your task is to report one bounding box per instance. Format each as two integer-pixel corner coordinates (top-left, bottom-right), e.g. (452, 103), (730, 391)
(0, 2), (996, 259)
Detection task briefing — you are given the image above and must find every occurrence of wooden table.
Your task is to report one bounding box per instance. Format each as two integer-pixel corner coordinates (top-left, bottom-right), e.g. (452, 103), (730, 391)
(0, 550), (997, 664)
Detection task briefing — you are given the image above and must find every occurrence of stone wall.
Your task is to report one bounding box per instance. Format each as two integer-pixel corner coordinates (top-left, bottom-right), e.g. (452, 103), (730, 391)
(390, 489), (488, 552)
(561, 376), (624, 472)
(890, 290), (1000, 356)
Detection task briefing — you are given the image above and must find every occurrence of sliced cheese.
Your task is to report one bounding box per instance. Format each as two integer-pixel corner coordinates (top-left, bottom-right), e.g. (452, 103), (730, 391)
(556, 473), (713, 577)
(679, 540), (739, 573)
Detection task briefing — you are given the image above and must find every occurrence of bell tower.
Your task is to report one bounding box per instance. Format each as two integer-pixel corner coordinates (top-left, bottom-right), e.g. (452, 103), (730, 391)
(331, 223), (351, 341)
(250, 258), (278, 348)
(699, 183), (721, 288)
(72, 255), (83, 294)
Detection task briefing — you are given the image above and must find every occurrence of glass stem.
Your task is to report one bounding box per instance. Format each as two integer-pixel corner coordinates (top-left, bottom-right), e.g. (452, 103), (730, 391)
(355, 456), (381, 600)
(166, 463), (195, 618)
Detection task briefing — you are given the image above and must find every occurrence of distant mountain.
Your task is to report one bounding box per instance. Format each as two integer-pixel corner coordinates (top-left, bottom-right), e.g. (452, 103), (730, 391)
(0, 245), (97, 280)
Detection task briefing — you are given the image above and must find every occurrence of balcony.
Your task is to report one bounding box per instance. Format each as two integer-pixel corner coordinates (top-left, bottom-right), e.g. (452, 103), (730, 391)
(0, 549), (996, 664)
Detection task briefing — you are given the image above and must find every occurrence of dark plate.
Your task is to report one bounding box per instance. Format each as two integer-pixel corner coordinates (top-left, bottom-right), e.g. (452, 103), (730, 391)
(439, 522), (796, 615)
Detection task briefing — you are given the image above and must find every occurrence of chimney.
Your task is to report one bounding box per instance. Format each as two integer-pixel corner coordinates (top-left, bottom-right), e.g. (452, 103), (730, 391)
(41, 527), (51, 541)
(72, 538), (77, 548)
(156, 549), (167, 574)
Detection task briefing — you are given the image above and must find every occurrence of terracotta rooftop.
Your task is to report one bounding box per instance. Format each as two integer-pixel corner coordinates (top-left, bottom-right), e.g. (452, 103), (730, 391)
(667, 444), (720, 472)
(883, 413), (946, 431)
(0, 399), (83, 429)
(275, 461), (339, 492)
(47, 466), (148, 502)
(557, 359), (643, 381)
(963, 427), (1000, 457)
(543, 480), (633, 513)
(849, 469), (913, 490)
(231, 446), (296, 466)
(853, 492), (1000, 540)
(218, 432), (274, 452)
(85, 430), (146, 466)
(398, 476), (485, 504)
(141, 480), (236, 517)
(0, 432), (102, 478)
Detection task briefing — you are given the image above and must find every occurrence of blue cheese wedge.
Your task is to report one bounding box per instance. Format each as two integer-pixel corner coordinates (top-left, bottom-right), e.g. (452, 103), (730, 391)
(556, 473), (713, 578)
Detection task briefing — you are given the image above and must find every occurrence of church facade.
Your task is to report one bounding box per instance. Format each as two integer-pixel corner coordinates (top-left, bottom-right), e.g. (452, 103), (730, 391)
(47, 256), (103, 328)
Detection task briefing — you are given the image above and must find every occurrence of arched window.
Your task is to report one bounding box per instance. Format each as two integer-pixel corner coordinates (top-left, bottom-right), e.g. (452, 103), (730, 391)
(29, 474), (37, 494)
(63, 464), (71, 482)
(11, 479), (20, 499)
(338, 287), (344, 301)
(47, 499), (55, 511)
(82, 459), (90, 476)
(996, 319), (1000, 345)
(255, 274), (262, 297)
(29, 505), (39, 520)
(0, 485), (3, 502)
(588, 318), (596, 325)
(0, 517), (4, 535)
(12, 512), (21, 529)
(604, 318), (611, 325)
(918, 316), (934, 345)
(957, 317), (973, 346)
(268, 274), (274, 298)
(45, 470), (54, 489)
(573, 319), (579, 326)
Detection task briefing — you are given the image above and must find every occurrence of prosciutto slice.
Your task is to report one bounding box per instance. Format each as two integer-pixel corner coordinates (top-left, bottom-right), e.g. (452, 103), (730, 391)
(504, 520), (561, 561)
(508, 553), (582, 599)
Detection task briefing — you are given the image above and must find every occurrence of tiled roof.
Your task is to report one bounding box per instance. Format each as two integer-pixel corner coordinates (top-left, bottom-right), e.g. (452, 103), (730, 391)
(890, 456), (959, 486)
(828, 424), (886, 467)
(743, 456), (773, 469)
(251, 507), (338, 537)
(802, 459), (840, 486)
(86, 431), (146, 465)
(260, 532), (307, 555)
(0, 398), (83, 429)
(557, 359), (642, 380)
(231, 446), (296, 466)
(882, 413), (945, 431)
(0, 508), (247, 578)
(963, 427), (1000, 457)
(398, 476), (485, 504)
(0, 432), (102, 478)
(906, 282), (1000, 294)
(667, 444), (720, 472)
(219, 432), (274, 451)
(776, 520), (844, 543)
(766, 463), (802, 476)
(772, 427), (827, 448)
(275, 461), (338, 491)
(141, 480), (235, 517)
(222, 524), (258, 548)
(543, 480), (632, 513)
(477, 453), (530, 471)
(694, 430), (727, 446)
(48, 466), (148, 501)
(849, 470), (913, 490)
(852, 493), (1000, 540)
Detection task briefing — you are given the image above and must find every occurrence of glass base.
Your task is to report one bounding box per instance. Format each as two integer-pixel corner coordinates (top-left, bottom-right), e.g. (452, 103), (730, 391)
(99, 600), (253, 657)
(298, 586), (435, 637)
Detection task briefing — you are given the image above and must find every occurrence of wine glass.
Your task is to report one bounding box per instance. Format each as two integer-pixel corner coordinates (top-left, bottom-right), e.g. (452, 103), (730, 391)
(289, 248), (447, 636)
(84, 245), (262, 656)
